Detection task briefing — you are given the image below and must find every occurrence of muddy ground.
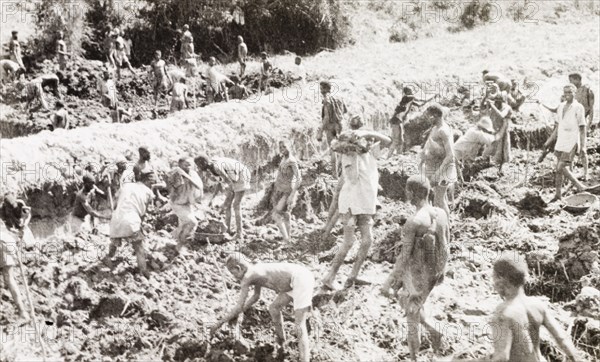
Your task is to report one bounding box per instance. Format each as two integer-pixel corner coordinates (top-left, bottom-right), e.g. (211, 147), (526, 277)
(1, 136), (599, 361)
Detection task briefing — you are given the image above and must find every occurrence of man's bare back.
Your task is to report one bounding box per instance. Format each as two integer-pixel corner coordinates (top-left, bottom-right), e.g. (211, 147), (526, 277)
(399, 205), (448, 300)
(491, 295), (548, 362)
(244, 263), (308, 293)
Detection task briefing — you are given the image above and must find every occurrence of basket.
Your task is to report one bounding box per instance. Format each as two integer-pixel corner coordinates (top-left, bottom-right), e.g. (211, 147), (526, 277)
(563, 193), (598, 213)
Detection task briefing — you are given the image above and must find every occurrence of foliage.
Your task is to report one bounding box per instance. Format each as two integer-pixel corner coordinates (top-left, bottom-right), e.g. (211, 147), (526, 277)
(125, 0), (351, 64)
(31, 0), (90, 59)
(82, 0), (126, 61)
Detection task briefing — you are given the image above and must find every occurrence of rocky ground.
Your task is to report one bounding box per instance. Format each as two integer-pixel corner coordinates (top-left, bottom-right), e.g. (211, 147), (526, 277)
(1, 4), (599, 362)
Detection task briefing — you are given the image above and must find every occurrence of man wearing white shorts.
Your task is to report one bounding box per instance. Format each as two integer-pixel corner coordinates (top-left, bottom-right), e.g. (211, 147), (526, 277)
(211, 254), (314, 362)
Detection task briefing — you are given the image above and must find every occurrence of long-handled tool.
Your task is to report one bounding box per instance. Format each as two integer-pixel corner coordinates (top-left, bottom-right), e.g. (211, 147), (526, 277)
(16, 215), (47, 361)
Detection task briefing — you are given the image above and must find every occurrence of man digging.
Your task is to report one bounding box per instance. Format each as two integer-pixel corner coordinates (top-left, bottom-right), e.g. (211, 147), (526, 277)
(210, 253), (315, 362)
(195, 155), (251, 242)
(167, 157), (203, 253)
(104, 172), (158, 279)
(0, 195), (32, 326)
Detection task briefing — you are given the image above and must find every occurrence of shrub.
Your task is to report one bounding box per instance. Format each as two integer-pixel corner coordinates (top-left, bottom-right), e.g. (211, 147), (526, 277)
(125, 0), (351, 65)
(82, 0), (126, 61)
(460, 0), (494, 29)
(31, 0), (90, 59)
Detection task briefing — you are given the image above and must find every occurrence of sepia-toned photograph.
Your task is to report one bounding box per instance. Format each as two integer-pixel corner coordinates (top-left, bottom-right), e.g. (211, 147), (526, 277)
(0, 0), (599, 361)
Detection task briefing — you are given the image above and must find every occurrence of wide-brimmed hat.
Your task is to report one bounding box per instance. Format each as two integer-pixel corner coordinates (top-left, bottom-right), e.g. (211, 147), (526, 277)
(476, 117), (494, 133)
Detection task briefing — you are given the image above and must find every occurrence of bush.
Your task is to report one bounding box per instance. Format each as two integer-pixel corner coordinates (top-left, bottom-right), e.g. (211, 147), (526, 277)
(82, 0), (126, 61)
(389, 22), (418, 43)
(460, 0), (494, 29)
(31, 0), (90, 59)
(125, 0), (351, 65)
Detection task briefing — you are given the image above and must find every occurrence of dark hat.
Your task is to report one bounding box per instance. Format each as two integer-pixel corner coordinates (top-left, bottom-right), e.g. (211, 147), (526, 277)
(55, 100), (64, 108)
(12, 30), (18, 34)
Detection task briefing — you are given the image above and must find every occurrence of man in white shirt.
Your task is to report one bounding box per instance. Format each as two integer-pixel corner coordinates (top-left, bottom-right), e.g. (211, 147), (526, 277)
(454, 116), (495, 163)
(540, 85), (588, 201)
(105, 172), (157, 278)
(321, 125), (391, 289)
(290, 56), (306, 83)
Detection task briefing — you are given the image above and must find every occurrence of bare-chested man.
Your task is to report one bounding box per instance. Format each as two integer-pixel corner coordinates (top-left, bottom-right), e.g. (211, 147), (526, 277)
(169, 77), (189, 112)
(0, 59), (23, 84)
(9, 31), (25, 70)
(381, 175), (448, 362)
(487, 255), (579, 362)
(17, 73), (61, 111)
(271, 141), (302, 242)
(206, 57), (233, 103)
(150, 50), (172, 108)
(180, 25), (197, 77)
(111, 29), (135, 79)
(0, 195), (32, 325)
(195, 155), (251, 241)
(210, 254), (314, 362)
(56, 31), (69, 71)
(420, 103), (457, 217)
(237, 35), (248, 77)
(167, 157), (203, 253)
(482, 70), (511, 92)
(260, 52), (272, 93)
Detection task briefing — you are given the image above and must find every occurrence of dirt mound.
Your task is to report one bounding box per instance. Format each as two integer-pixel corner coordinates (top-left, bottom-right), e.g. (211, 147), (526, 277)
(527, 223), (600, 303)
(457, 181), (516, 219)
(571, 317), (600, 360)
(512, 191), (549, 217)
(556, 224), (600, 281)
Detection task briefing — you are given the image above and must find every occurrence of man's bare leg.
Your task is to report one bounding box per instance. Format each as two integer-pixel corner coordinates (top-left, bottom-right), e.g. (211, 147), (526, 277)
(294, 307), (311, 362)
(273, 211), (290, 241)
(581, 152), (589, 181)
(323, 180), (342, 235)
(103, 238), (121, 268)
(555, 160), (586, 201)
(269, 293), (293, 346)
(134, 242), (150, 278)
(322, 217), (356, 289)
(553, 160), (565, 200)
(322, 209), (339, 236)
(283, 213), (292, 239)
(3, 268), (29, 322)
(223, 190), (234, 234)
(347, 220), (372, 284)
(433, 185), (450, 218)
(125, 60), (135, 73)
(420, 307), (443, 353)
(233, 191), (245, 240)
